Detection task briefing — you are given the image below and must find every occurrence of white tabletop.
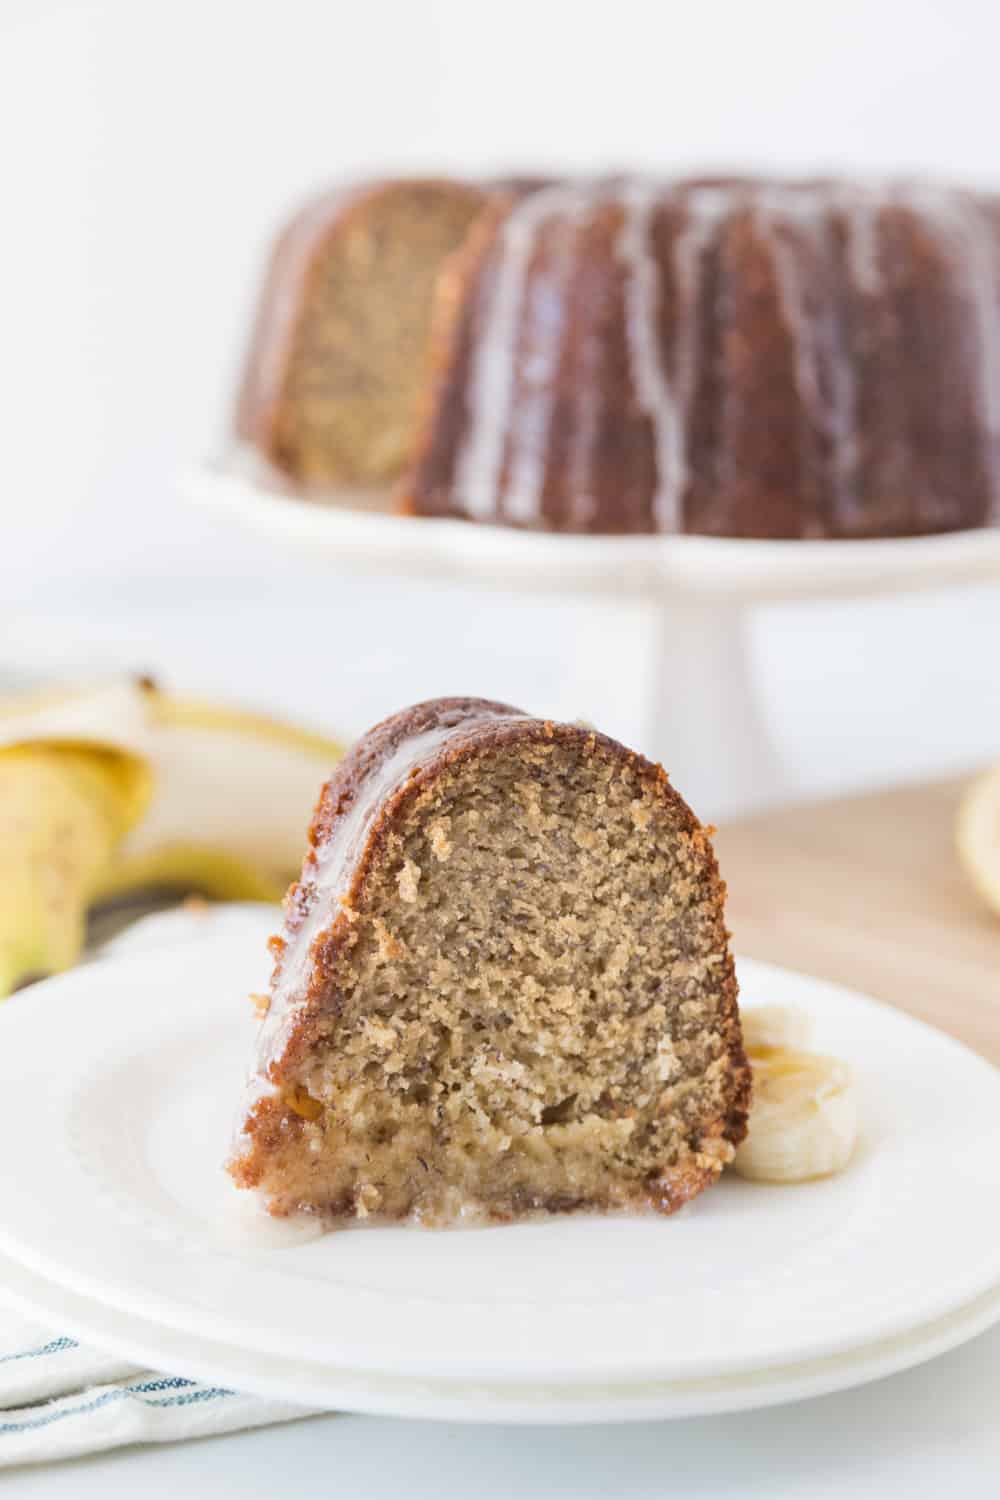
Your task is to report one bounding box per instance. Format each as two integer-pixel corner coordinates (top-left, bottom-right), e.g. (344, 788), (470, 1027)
(8, 1324), (1000, 1496)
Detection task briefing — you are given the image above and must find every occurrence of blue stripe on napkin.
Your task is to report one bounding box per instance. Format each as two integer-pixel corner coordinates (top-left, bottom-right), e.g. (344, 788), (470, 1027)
(0, 1378), (236, 1435)
(0, 1337), (79, 1364)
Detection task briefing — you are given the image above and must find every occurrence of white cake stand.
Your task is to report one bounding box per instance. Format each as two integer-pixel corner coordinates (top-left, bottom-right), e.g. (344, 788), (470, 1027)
(186, 451), (1000, 816)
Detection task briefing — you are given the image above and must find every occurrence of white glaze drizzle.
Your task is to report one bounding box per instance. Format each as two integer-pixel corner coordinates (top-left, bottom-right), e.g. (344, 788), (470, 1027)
(242, 707), (527, 1114)
(972, 202), (1000, 520)
(752, 186), (842, 535)
(449, 176), (1000, 533)
(453, 185), (600, 522)
(828, 184), (886, 511)
(503, 188), (596, 524)
(663, 186), (733, 525)
(906, 184), (1000, 512)
(258, 178), (1000, 531)
(758, 190), (827, 417)
(838, 183), (884, 299)
(617, 181), (685, 532)
(213, 1189), (325, 1248)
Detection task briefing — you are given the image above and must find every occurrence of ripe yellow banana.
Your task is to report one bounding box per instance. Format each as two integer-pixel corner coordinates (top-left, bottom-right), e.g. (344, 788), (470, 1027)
(733, 1046), (858, 1183)
(0, 742), (151, 995)
(0, 677), (345, 997)
(91, 684), (344, 903)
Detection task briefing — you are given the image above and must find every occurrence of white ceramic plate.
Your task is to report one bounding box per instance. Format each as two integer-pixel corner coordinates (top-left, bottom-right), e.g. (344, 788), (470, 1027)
(185, 450), (1000, 604)
(3, 1248), (999, 1424)
(1, 932), (998, 1393)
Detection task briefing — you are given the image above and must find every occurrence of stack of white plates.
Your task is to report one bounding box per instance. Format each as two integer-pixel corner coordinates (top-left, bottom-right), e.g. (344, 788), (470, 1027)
(1, 913), (998, 1423)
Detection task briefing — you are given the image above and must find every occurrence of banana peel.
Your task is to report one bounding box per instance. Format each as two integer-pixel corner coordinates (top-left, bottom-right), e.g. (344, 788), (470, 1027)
(94, 845), (283, 905)
(0, 678), (344, 998)
(96, 684), (344, 897)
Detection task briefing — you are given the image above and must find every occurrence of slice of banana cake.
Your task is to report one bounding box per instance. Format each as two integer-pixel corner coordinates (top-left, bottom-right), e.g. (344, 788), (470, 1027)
(229, 698), (750, 1225)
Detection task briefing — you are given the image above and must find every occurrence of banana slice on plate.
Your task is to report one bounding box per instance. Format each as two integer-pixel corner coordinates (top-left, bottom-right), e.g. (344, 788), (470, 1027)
(741, 1004), (815, 1053)
(733, 1048), (858, 1184)
(956, 764), (1000, 917)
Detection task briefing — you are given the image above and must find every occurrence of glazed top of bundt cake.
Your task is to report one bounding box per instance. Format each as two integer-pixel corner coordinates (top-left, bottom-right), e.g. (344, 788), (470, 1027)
(237, 172), (1000, 539)
(400, 175), (1000, 538)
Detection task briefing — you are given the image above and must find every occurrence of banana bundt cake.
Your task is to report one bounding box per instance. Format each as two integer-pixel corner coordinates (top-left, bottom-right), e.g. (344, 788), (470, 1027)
(237, 175), (1000, 538)
(228, 698), (751, 1226)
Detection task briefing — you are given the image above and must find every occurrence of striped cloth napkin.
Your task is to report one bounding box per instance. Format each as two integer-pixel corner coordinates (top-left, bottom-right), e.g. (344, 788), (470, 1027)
(0, 1311), (315, 1467)
(0, 904), (319, 1468)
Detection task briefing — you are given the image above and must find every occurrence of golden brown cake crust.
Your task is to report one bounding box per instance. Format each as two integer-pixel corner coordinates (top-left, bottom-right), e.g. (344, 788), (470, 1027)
(229, 699), (750, 1223)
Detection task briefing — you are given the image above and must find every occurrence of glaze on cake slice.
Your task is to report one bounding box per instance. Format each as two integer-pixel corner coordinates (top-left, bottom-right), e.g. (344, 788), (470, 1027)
(228, 699), (750, 1225)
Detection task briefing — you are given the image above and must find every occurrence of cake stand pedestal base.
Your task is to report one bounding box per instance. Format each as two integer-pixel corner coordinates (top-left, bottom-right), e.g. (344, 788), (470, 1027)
(186, 455), (1000, 819)
(643, 597), (787, 820)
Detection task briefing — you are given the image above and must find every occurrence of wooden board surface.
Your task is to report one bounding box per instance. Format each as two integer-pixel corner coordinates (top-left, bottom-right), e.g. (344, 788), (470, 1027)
(715, 775), (1000, 1064)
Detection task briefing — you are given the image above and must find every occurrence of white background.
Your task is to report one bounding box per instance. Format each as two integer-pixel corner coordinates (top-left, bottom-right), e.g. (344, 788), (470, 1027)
(2, 5), (1000, 1491)
(2, 0), (1000, 816)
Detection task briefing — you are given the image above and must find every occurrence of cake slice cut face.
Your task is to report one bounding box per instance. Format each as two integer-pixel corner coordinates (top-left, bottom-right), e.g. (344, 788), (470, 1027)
(229, 699), (750, 1225)
(236, 180), (489, 488)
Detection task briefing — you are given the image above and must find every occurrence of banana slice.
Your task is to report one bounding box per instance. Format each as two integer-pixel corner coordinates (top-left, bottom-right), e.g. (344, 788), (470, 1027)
(733, 1048), (858, 1183)
(956, 764), (1000, 917)
(741, 1004), (815, 1053)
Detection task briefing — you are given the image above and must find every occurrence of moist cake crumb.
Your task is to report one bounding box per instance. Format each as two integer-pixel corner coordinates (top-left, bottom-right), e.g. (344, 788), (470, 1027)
(228, 698), (750, 1226)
